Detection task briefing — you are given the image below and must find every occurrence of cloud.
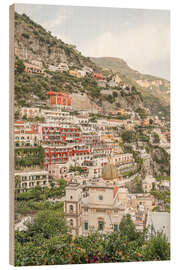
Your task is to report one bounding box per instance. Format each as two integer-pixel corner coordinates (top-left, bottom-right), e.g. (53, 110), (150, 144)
(14, 4), (170, 79)
(81, 22), (170, 78)
(41, 8), (72, 30)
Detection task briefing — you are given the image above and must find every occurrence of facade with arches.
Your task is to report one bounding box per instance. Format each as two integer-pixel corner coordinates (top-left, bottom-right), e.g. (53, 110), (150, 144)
(64, 181), (153, 236)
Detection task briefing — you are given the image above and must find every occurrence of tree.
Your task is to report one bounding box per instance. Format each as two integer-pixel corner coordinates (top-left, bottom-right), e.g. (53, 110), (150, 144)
(141, 232), (170, 261)
(121, 130), (136, 143)
(119, 214), (139, 241)
(112, 91), (118, 98)
(149, 119), (153, 125)
(15, 175), (21, 188)
(153, 133), (160, 144)
(27, 210), (68, 239)
(15, 58), (25, 74)
(56, 178), (66, 196)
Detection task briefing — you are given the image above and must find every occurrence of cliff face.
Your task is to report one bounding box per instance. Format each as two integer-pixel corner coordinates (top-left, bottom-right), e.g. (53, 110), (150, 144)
(14, 12), (167, 117)
(91, 57), (170, 119)
(150, 146), (170, 177)
(15, 13), (97, 70)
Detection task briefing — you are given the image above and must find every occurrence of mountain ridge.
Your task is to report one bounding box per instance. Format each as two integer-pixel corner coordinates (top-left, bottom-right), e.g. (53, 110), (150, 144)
(14, 12), (170, 120)
(91, 57), (170, 119)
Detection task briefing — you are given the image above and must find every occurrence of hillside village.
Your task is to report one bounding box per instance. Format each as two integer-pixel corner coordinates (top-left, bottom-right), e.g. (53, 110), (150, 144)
(13, 12), (170, 265)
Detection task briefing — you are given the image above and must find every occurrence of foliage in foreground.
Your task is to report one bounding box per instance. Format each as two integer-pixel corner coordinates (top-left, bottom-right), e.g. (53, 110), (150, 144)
(15, 214), (170, 266)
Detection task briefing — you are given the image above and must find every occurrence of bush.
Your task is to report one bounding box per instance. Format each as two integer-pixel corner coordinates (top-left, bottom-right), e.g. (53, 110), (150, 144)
(15, 213), (170, 266)
(22, 32), (29, 39)
(112, 91), (118, 98)
(121, 130), (136, 143)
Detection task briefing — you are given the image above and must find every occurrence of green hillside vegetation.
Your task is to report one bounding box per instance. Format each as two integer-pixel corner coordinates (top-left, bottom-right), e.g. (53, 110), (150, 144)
(91, 57), (170, 120)
(15, 56), (103, 108)
(15, 56), (140, 110)
(15, 12), (169, 119)
(15, 12), (97, 70)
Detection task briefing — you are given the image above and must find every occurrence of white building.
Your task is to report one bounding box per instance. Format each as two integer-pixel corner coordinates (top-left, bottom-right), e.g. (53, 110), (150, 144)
(142, 175), (156, 193)
(15, 170), (50, 193)
(146, 212), (170, 242)
(64, 162), (149, 236)
(20, 107), (41, 119)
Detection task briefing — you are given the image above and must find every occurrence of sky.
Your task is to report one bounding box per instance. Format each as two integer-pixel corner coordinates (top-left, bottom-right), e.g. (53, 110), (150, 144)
(15, 4), (170, 80)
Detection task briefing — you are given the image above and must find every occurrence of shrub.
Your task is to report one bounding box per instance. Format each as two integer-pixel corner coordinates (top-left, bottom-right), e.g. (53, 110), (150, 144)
(22, 32), (30, 39)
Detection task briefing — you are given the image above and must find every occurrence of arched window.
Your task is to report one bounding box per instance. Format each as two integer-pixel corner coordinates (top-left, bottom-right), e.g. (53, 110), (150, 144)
(70, 219), (73, 227)
(70, 195), (73, 200)
(69, 205), (73, 212)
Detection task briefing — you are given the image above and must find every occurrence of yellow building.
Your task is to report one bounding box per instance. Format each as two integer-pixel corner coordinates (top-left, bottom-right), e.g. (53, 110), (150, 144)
(69, 70), (81, 78)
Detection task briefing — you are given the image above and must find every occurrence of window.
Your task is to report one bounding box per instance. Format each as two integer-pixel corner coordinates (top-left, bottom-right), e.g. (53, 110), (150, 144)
(114, 224), (118, 232)
(69, 205), (73, 213)
(70, 195), (73, 200)
(84, 222), (88, 230)
(99, 195), (103, 201)
(70, 219), (73, 227)
(98, 220), (104, 231)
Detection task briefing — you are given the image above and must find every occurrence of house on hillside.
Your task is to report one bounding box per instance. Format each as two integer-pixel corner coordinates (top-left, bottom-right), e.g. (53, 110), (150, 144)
(93, 73), (104, 80)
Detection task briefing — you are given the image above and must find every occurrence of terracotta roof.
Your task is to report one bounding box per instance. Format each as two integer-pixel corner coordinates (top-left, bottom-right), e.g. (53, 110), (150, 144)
(15, 121), (24, 124)
(24, 131), (38, 134)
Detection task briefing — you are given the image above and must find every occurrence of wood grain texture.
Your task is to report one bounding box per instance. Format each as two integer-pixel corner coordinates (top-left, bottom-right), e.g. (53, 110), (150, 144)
(9, 4), (15, 266)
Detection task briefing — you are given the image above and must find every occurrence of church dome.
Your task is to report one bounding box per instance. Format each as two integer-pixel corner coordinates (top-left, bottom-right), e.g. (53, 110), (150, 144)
(102, 163), (119, 180)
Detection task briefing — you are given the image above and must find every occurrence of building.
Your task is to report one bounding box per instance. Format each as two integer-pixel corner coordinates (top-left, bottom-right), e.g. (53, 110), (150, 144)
(15, 147), (43, 170)
(142, 175), (156, 193)
(64, 161), (147, 236)
(24, 62), (43, 74)
(43, 144), (91, 169)
(140, 150), (152, 175)
(58, 62), (69, 72)
(69, 70), (81, 78)
(77, 70), (86, 77)
(64, 160), (149, 236)
(41, 125), (82, 145)
(14, 121), (40, 147)
(48, 163), (74, 183)
(93, 73), (104, 80)
(20, 107), (41, 119)
(41, 109), (72, 124)
(112, 74), (122, 84)
(48, 91), (72, 108)
(97, 80), (107, 88)
(82, 66), (93, 74)
(64, 183), (83, 235)
(48, 65), (60, 72)
(15, 169), (50, 193)
(135, 193), (155, 211)
(31, 60), (43, 67)
(146, 212), (170, 242)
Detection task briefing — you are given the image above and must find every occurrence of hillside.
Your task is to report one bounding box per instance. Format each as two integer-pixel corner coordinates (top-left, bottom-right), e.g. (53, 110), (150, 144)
(14, 12), (169, 119)
(91, 57), (170, 119)
(15, 13), (97, 71)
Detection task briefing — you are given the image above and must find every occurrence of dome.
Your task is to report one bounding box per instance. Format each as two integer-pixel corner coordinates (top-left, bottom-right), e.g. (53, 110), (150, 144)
(102, 163), (119, 180)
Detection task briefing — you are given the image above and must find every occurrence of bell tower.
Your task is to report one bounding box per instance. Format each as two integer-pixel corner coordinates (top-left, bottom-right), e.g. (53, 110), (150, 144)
(64, 183), (82, 236)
